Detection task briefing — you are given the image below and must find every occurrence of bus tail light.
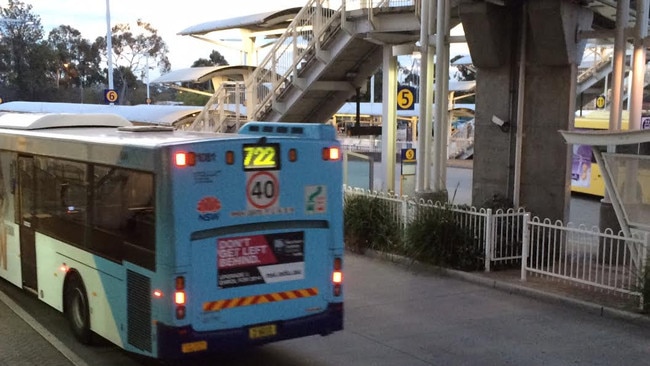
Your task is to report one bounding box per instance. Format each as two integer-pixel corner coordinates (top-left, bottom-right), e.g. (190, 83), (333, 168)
(175, 152), (196, 167)
(322, 147), (340, 161)
(175, 276), (186, 319)
(332, 257), (343, 296)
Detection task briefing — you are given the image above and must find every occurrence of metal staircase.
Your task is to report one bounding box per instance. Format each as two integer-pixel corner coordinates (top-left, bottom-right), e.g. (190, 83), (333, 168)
(577, 56), (613, 95)
(189, 0), (422, 132)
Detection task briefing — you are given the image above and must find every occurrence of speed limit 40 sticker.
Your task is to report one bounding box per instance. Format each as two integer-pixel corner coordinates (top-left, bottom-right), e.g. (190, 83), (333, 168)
(246, 171), (279, 209)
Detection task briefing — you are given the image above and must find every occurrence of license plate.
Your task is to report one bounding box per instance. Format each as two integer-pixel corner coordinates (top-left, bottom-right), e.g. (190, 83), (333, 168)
(181, 340), (207, 353)
(249, 324), (277, 339)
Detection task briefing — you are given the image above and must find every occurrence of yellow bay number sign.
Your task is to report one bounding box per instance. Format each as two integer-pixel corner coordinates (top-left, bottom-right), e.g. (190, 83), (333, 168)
(397, 86), (415, 110)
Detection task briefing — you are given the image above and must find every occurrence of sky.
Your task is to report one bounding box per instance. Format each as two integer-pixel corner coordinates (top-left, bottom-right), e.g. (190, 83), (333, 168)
(14, 1), (469, 80)
(23, 0), (307, 77)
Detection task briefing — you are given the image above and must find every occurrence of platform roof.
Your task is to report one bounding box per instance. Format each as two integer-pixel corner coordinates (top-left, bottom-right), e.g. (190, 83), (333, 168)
(178, 7), (302, 36)
(151, 65), (257, 84)
(0, 102), (201, 127)
(559, 129), (650, 146)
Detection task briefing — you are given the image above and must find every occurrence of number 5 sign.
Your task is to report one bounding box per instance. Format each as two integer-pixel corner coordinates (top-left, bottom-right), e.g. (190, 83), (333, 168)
(246, 171), (279, 209)
(397, 86), (415, 110)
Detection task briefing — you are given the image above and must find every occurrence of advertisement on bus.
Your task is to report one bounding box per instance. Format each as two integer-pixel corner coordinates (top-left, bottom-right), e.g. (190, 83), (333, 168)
(217, 231), (305, 288)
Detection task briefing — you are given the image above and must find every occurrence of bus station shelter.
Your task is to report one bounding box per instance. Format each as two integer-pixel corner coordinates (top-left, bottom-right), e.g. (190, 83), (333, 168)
(560, 129), (650, 237)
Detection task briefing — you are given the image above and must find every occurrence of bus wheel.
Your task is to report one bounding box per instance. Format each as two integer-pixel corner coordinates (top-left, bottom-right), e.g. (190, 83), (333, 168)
(65, 274), (92, 345)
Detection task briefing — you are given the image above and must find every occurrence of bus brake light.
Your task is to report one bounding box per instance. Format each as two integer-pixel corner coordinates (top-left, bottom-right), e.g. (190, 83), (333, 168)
(322, 147), (340, 161)
(175, 152), (196, 167)
(333, 257), (342, 296)
(175, 276), (187, 319)
(332, 271), (343, 284)
(175, 291), (186, 305)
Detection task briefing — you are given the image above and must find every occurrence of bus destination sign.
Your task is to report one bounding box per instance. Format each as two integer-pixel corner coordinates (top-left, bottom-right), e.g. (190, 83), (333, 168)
(243, 144), (279, 170)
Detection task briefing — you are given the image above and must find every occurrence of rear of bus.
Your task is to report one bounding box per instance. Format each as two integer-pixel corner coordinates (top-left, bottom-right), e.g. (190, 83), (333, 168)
(155, 122), (343, 359)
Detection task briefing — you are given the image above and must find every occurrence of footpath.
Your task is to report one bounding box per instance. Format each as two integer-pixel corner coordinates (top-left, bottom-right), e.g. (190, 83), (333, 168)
(0, 290), (84, 366)
(365, 249), (650, 328)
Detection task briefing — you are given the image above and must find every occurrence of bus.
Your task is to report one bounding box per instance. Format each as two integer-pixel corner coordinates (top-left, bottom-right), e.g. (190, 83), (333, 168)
(0, 112), (344, 360)
(571, 110), (629, 197)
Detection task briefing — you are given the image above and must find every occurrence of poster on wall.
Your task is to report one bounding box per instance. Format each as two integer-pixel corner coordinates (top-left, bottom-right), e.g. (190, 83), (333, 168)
(571, 145), (592, 188)
(217, 231), (305, 288)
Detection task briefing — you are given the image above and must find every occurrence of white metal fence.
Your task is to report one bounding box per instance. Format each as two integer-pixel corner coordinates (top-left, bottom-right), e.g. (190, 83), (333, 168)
(344, 187), (650, 307)
(523, 216), (649, 307)
(344, 187), (525, 270)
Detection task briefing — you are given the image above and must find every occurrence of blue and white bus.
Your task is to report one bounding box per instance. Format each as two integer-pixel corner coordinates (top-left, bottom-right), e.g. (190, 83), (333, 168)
(0, 112), (343, 360)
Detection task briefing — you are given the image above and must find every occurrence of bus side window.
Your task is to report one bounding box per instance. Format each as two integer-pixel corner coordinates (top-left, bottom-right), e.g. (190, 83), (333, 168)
(92, 166), (154, 268)
(33, 157), (87, 246)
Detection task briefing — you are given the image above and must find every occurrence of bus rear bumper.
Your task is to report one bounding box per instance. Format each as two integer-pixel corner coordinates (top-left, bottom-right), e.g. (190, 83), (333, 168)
(156, 302), (343, 360)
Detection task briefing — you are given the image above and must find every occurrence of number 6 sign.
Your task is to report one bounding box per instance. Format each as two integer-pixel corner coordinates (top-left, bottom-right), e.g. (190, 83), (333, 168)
(246, 171), (279, 209)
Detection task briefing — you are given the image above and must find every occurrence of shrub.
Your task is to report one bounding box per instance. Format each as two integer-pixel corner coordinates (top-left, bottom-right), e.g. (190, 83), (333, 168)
(343, 193), (402, 254)
(405, 203), (483, 271)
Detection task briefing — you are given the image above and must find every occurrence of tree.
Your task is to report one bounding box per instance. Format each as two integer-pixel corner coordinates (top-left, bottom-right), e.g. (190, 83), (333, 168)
(0, 0), (46, 100)
(450, 55), (476, 81)
(96, 19), (171, 104)
(191, 50), (228, 67)
(183, 50), (230, 97)
(47, 25), (103, 91)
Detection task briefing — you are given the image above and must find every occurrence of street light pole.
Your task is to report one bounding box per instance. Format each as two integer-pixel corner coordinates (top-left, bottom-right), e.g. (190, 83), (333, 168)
(105, 0), (114, 91)
(146, 54), (150, 102)
(80, 64), (84, 104)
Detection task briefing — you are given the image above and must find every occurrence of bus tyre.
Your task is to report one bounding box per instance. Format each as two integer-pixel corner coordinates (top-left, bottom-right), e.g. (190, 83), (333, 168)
(65, 274), (92, 345)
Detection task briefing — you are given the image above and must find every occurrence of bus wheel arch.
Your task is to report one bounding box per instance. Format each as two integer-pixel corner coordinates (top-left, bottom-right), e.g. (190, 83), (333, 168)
(63, 270), (93, 344)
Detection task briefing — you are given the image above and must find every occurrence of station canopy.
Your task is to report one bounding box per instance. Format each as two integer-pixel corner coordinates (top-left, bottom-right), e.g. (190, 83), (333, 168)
(151, 65), (256, 84)
(0, 101), (201, 127)
(177, 7), (302, 36)
(560, 129), (650, 234)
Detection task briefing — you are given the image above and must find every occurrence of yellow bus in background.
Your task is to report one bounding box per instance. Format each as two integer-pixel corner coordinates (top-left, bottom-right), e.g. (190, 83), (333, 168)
(572, 110), (630, 197)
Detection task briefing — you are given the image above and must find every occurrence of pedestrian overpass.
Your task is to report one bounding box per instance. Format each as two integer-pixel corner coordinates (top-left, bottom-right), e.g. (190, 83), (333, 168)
(158, 0), (622, 134)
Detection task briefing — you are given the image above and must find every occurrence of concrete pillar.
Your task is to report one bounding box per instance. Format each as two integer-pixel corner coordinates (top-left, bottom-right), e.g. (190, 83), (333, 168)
(459, 2), (515, 208)
(461, 0), (592, 222)
(381, 45), (398, 193)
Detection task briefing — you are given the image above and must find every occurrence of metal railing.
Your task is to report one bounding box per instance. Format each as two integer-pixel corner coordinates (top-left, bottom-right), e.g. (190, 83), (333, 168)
(189, 82), (246, 133)
(189, 0), (421, 127)
(343, 186), (650, 307)
(245, 0), (419, 122)
(246, 0), (342, 121)
(343, 187), (526, 271)
(522, 217), (649, 308)
(339, 137), (474, 160)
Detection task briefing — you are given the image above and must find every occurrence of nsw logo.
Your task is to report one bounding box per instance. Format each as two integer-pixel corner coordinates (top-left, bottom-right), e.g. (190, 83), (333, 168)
(197, 196), (221, 221)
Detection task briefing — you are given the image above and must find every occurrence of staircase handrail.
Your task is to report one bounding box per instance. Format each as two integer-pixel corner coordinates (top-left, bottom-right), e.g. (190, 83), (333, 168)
(577, 55), (612, 84)
(246, 0), (343, 121)
(189, 81), (245, 133)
